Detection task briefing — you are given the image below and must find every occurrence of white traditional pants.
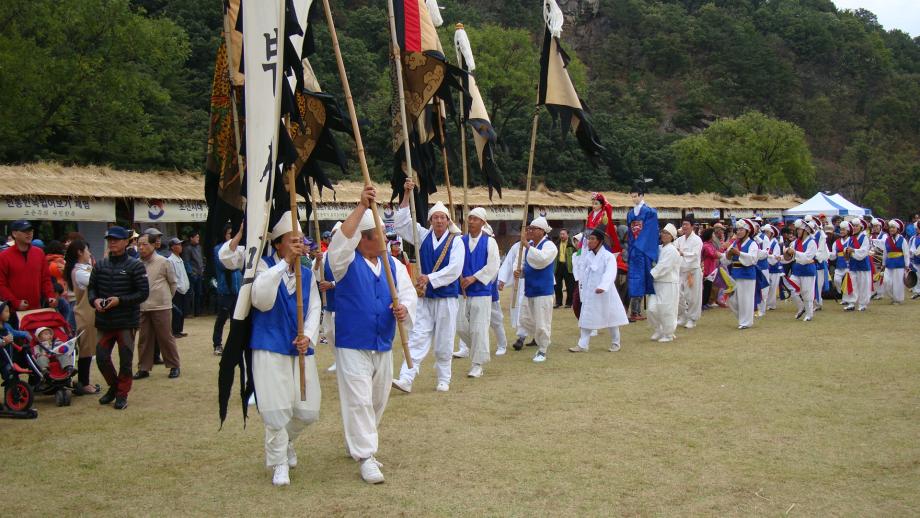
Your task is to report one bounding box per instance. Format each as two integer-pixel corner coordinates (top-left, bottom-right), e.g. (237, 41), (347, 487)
(884, 268), (905, 303)
(757, 268), (770, 314)
(322, 310), (336, 346)
(647, 281), (679, 339)
(577, 327), (620, 350)
(767, 272), (782, 309)
(334, 347), (392, 462)
(456, 300), (508, 355)
(252, 350), (321, 467)
(834, 269), (856, 304)
(728, 278), (756, 328)
(851, 270), (872, 309)
(397, 297), (458, 386)
(456, 295), (492, 367)
(791, 274), (815, 319)
(519, 294), (554, 353)
(510, 285), (527, 339)
(678, 268), (703, 325)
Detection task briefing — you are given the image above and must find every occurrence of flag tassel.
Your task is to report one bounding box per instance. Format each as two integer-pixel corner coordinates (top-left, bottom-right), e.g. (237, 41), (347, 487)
(320, 0), (412, 369)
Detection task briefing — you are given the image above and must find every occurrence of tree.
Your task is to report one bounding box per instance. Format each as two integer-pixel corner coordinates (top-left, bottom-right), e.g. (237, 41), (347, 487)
(671, 111), (815, 195)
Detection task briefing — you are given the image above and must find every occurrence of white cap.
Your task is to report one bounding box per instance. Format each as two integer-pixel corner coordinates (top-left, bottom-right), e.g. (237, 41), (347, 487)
(35, 326), (52, 339)
(663, 223), (678, 239)
(468, 207), (488, 224)
(529, 216), (552, 233)
(357, 209), (384, 233)
(269, 211), (302, 241)
(482, 223), (494, 237)
(428, 201), (451, 221)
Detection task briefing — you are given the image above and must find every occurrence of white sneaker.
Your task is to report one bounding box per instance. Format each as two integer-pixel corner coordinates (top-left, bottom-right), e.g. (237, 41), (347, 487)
(658, 336), (674, 343)
(326, 363), (337, 373)
(287, 443), (297, 468)
(650, 332), (662, 341)
(676, 319), (686, 327)
(467, 364), (483, 378)
(272, 464), (290, 486)
(684, 321), (696, 329)
(568, 346), (588, 353)
(532, 352), (547, 363)
(436, 382), (450, 392)
(452, 349), (469, 359)
(391, 379), (412, 393)
(495, 346), (507, 356)
(608, 343), (621, 352)
(360, 457), (385, 484)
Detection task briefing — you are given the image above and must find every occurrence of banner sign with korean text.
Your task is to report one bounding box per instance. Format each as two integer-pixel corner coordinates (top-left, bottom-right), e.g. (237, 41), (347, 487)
(1, 196), (115, 222)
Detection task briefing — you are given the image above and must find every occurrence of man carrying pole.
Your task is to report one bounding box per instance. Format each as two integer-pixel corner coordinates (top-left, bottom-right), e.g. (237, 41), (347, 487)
(392, 178), (464, 393)
(514, 217), (558, 363)
(326, 186), (416, 484)
(249, 214), (322, 487)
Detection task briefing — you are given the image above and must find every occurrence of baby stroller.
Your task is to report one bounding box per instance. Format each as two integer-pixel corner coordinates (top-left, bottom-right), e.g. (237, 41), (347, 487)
(2, 309), (81, 415)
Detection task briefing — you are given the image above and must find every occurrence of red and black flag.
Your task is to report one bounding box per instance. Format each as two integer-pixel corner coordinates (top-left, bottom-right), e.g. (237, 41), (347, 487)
(537, 0), (603, 159)
(454, 24), (502, 199)
(389, 0), (465, 218)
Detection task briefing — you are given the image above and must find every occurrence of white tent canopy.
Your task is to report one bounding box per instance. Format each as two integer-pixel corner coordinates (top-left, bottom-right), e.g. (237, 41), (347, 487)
(785, 192), (871, 217)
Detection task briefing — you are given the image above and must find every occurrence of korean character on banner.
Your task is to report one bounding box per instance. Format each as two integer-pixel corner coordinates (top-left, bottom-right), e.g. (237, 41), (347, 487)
(21, 199), (29, 208)
(6, 200), (14, 208)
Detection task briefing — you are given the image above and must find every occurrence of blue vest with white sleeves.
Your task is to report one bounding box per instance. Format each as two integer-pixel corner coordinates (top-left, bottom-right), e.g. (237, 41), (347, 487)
(420, 231), (460, 298)
(250, 255), (314, 357)
(729, 239), (757, 280)
(461, 234), (491, 297)
(335, 252), (399, 352)
(791, 237), (817, 277)
(523, 238), (555, 297)
(849, 234), (870, 272)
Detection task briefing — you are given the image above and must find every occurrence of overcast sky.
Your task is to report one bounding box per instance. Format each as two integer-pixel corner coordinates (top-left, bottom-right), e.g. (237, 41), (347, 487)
(832, 1), (920, 36)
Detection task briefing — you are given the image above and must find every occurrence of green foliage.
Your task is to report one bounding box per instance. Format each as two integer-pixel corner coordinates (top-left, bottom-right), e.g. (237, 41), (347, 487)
(672, 111), (815, 195)
(2, 0), (920, 216)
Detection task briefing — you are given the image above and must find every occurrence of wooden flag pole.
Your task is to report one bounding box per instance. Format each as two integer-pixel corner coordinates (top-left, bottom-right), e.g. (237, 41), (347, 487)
(385, 0), (422, 273)
(309, 177), (327, 308)
(287, 165), (307, 401)
(320, 0), (412, 368)
(436, 99), (456, 223)
(510, 109), (540, 309)
(459, 100), (470, 234)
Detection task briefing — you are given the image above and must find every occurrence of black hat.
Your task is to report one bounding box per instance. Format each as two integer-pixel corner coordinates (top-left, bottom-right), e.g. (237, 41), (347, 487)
(589, 227), (607, 241)
(629, 179), (649, 195)
(104, 226), (131, 240)
(10, 219), (32, 232)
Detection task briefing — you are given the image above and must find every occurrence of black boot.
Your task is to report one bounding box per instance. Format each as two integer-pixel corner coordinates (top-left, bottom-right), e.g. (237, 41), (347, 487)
(99, 387), (117, 405)
(512, 338), (524, 351)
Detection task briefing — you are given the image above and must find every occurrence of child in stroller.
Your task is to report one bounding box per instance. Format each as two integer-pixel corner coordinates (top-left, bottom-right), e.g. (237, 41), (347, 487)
(32, 326), (76, 376)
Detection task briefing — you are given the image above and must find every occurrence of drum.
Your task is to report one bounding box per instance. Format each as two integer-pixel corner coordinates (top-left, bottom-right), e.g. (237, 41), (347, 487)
(905, 270), (918, 289)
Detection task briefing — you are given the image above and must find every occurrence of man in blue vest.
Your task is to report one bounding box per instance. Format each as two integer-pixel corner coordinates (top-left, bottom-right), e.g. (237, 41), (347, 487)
(453, 223), (509, 358)
(454, 207), (500, 379)
(784, 219), (818, 321)
(845, 217), (873, 311)
(514, 216), (558, 363)
(326, 185), (416, 484)
(392, 178), (464, 393)
(249, 212), (322, 487)
(317, 221), (341, 373)
(721, 219), (760, 329)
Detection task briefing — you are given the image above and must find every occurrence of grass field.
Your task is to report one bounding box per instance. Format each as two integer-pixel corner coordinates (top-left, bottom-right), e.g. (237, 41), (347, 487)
(3, 296), (919, 516)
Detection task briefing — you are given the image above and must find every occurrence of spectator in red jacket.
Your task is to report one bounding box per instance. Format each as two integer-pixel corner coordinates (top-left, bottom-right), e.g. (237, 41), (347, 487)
(0, 220), (56, 322)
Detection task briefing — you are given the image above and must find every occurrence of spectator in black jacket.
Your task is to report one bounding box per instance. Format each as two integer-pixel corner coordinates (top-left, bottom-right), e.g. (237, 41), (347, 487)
(87, 226), (149, 410)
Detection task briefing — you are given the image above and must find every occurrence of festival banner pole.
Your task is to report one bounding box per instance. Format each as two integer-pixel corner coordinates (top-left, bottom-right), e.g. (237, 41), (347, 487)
(319, 0), (412, 367)
(510, 106), (539, 309)
(386, 0), (423, 274)
(308, 177), (327, 308)
(436, 99), (456, 224)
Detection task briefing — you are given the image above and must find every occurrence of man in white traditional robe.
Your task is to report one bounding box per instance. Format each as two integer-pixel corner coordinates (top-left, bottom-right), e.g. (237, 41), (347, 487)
(453, 208), (500, 378)
(454, 223), (508, 358)
(647, 223), (681, 342)
(675, 217), (703, 329)
(513, 217), (558, 363)
(326, 186), (416, 484)
(248, 214), (322, 487)
(783, 219), (818, 322)
(392, 179), (464, 394)
(845, 217), (873, 311)
(569, 228), (629, 352)
(722, 219), (761, 329)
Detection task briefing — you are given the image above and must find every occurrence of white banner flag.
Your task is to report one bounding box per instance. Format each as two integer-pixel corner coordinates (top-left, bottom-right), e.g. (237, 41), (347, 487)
(235, 0), (285, 319)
